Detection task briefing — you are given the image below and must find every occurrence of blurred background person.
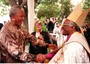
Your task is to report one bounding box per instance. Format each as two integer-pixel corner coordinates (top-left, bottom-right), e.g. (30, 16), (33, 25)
(29, 20), (57, 55)
(44, 18), (50, 31)
(0, 23), (3, 62)
(53, 22), (61, 39)
(46, 17), (54, 33)
(82, 22), (90, 46)
(53, 22), (62, 47)
(0, 23), (3, 30)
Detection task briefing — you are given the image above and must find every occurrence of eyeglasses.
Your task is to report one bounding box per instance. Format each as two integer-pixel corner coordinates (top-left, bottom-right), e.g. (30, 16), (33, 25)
(62, 24), (72, 26)
(35, 24), (42, 26)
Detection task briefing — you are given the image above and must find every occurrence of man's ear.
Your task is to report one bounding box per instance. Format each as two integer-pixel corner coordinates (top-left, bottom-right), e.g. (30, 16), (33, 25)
(11, 14), (15, 19)
(71, 26), (75, 30)
(11, 16), (15, 22)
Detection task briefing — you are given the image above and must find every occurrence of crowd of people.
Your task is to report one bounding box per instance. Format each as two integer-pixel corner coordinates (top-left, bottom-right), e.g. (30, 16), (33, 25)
(45, 17), (57, 33)
(0, 5), (90, 63)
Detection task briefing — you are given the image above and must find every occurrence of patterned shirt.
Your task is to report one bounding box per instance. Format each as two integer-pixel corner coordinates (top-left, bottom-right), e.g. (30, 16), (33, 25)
(0, 22), (36, 62)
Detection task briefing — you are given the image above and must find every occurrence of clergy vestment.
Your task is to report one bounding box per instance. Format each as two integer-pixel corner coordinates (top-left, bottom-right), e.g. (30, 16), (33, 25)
(49, 32), (90, 64)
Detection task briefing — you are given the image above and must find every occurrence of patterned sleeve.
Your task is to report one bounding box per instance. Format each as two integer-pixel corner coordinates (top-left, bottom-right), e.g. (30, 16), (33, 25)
(0, 27), (36, 62)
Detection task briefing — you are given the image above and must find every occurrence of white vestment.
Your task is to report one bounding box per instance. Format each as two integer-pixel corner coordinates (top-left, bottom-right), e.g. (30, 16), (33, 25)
(49, 32), (90, 64)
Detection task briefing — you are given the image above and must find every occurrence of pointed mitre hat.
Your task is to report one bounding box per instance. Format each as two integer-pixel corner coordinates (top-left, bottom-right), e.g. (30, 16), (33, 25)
(67, 3), (90, 27)
(66, 3), (90, 54)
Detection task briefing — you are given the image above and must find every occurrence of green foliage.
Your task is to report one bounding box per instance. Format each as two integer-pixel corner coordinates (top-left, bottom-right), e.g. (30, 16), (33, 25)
(83, 0), (90, 11)
(0, 0), (9, 5)
(82, 0), (90, 25)
(59, 0), (72, 20)
(36, 2), (60, 19)
(38, 0), (58, 4)
(36, 0), (72, 23)
(0, 2), (10, 16)
(40, 17), (48, 31)
(0, 0), (10, 16)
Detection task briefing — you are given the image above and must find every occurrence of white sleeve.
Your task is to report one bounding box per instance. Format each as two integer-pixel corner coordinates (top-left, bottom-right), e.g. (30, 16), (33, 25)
(64, 42), (89, 64)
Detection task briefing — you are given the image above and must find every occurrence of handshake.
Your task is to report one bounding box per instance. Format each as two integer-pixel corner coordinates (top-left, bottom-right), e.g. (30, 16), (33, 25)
(36, 44), (58, 63)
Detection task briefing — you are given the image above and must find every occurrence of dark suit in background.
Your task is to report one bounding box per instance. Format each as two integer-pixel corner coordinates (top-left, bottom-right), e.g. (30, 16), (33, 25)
(29, 31), (51, 54)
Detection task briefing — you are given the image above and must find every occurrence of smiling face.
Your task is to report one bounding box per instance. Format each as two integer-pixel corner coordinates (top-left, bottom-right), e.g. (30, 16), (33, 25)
(9, 5), (25, 26)
(13, 9), (25, 26)
(35, 21), (43, 31)
(61, 19), (73, 35)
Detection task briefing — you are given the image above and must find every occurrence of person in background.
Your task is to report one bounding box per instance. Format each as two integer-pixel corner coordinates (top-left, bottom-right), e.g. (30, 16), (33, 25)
(46, 17), (55, 33)
(53, 22), (62, 47)
(53, 22), (61, 37)
(0, 5), (37, 63)
(82, 22), (90, 46)
(29, 20), (57, 55)
(44, 18), (50, 31)
(0, 23), (3, 62)
(0, 23), (3, 30)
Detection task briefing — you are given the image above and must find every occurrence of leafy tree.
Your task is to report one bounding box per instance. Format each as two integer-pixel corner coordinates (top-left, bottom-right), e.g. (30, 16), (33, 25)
(0, 3), (9, 16)
(83, 0), (90, 11)
(0, 0), (10, 16)
(36, 0), (72, 21)
(36, 3), (60, 19)
(82, 0), (90, 25)
(0, 0), (9, 5)
(57, 0), (73, 21)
